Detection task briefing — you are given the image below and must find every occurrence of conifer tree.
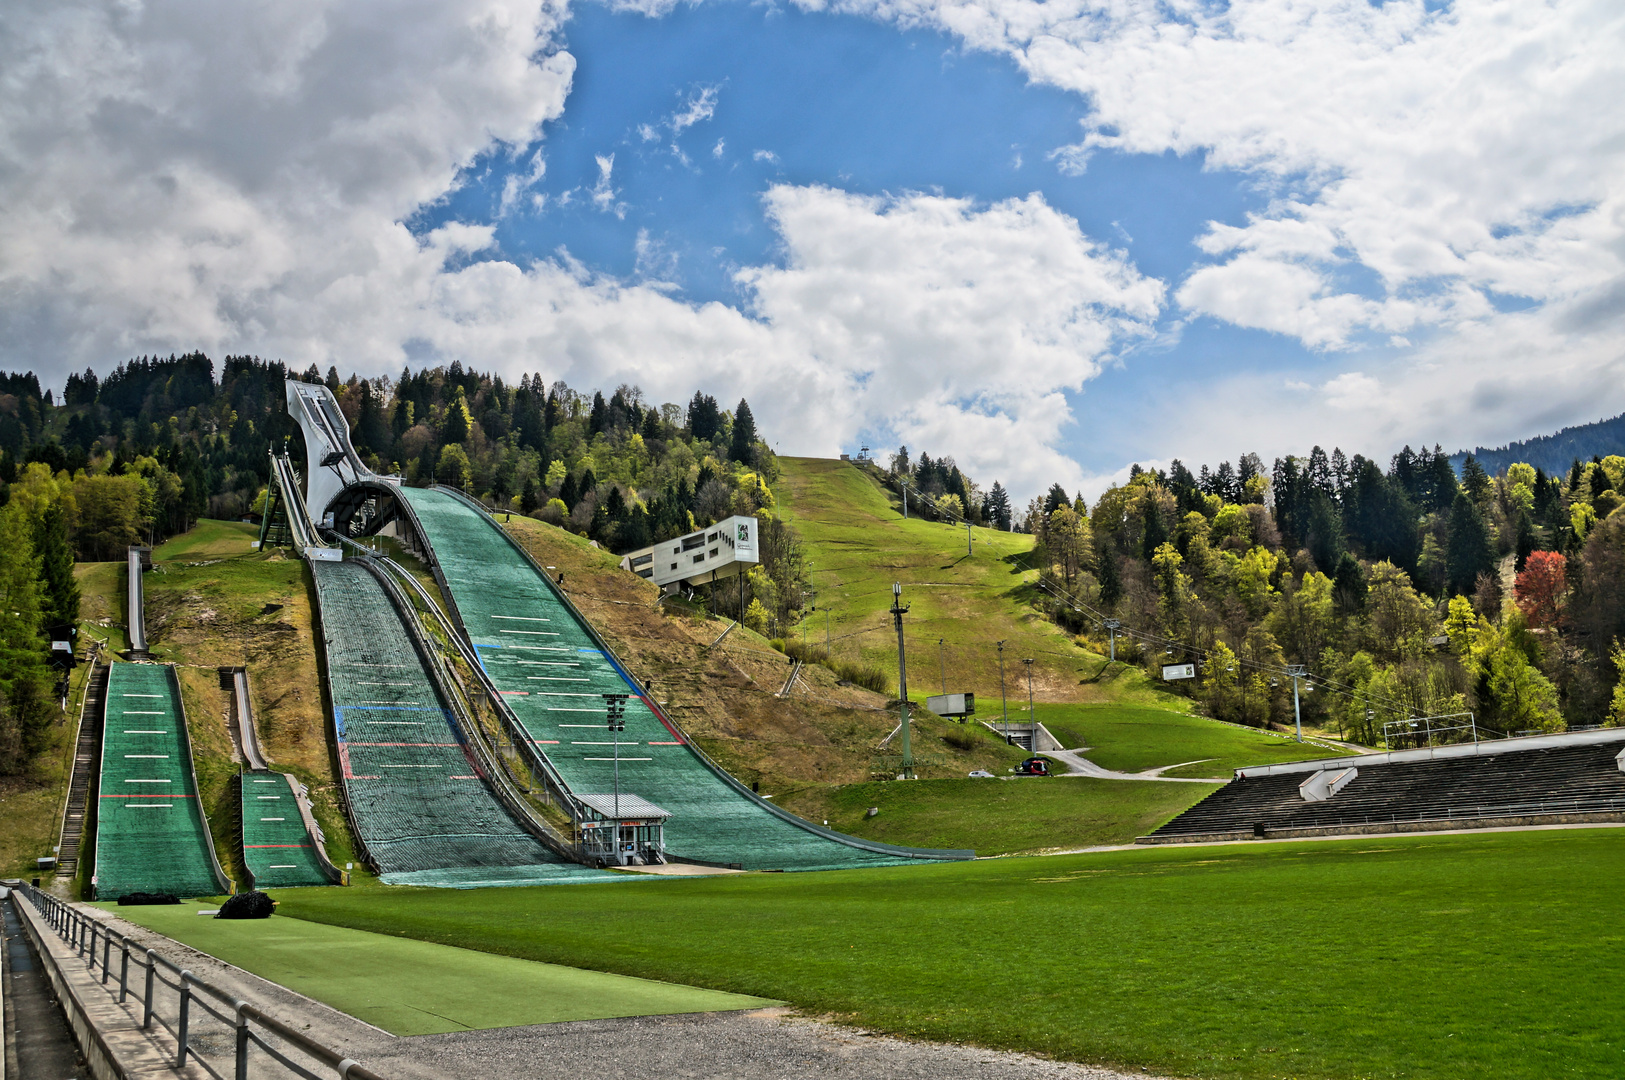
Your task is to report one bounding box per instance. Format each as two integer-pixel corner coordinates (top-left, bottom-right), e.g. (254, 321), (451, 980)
(729, 399), (757, 465)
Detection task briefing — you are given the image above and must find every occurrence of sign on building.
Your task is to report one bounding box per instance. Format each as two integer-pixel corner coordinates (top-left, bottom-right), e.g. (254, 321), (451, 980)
(1161, 663), (1196, 681)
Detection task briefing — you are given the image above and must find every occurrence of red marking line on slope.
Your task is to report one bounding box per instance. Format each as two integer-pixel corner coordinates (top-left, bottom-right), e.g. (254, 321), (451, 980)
(639, 695), (686, 743)
(345, 742), (459, 747)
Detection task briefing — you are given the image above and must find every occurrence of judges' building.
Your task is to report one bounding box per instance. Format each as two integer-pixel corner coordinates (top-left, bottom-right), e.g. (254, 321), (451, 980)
(618, 515), (760, 592)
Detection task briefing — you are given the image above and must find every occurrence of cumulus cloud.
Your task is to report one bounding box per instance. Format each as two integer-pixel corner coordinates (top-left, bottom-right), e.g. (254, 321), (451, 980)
(798, 0), (1625, 463)
(0, 0), (1158, 501)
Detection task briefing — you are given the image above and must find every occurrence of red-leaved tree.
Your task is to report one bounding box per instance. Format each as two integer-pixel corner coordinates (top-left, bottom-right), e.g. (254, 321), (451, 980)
(1515, 550), (1567, 628)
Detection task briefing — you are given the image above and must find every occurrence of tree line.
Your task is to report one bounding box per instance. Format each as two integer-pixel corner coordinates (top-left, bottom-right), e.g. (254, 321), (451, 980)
(1011, 444), (1625, 740)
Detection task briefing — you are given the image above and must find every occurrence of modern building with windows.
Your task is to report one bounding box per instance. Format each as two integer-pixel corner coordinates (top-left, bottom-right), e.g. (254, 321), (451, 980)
(618, 514), (760, 591)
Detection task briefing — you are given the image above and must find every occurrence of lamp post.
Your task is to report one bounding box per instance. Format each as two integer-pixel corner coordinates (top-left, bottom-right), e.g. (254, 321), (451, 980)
(996, 640), (1010, 744)
(603, 693), (628, 818)
(890, 583), (915, 779)
(1022, 658), (1035, 749)
(1287, 665), (1307, 743)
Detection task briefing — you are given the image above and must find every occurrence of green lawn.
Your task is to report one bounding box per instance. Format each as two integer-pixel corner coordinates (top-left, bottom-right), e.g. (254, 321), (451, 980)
(782, 776), (1215, 854)
(279, 829), (1625, 1079)
(153, 518), (262, 560)
(777, 458), (1186, 711)
(1037, 704), (1354, 778)
(104, 899), (778, 1035)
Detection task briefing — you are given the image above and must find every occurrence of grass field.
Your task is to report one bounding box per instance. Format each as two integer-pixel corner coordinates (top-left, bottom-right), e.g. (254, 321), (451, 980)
(277, 828), (1625, 1080)
(104, 900), (777, 1034)
(1037, 704), (1355, 779)
(776, 458), (1185, 712)
(777, 775), (1218, 854)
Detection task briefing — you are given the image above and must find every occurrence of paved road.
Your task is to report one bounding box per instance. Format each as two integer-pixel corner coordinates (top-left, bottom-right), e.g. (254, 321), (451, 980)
(4, 891), (88, 1080)
(1043, 749), (1224, 783)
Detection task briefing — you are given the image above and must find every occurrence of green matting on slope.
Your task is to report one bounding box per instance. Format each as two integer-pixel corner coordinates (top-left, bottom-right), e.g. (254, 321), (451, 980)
(310, 559), (620, 888)
(399, 488), (915, 871)
(96, 665), (223, 898)
(240, 773), (330, 888)
(103, 900), (779, 1035)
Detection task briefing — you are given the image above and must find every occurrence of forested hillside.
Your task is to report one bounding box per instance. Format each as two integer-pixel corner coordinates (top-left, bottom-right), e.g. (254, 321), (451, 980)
(0, 354), (790, 772)
(1454, 411), (1625, 476)
(1002, 445), (1625, 740)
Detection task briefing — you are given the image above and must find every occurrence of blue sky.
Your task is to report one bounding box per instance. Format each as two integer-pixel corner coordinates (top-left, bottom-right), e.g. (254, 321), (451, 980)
(4, 0), (1621, 499)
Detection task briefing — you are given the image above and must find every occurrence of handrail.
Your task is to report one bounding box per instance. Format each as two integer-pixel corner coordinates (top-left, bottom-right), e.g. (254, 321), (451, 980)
(431, 487), (976, 863)
(10, 882), (385, 1080)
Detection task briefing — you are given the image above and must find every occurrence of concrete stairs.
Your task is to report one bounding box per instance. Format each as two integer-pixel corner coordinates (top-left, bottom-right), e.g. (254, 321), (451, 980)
(54, 662), (109, 879)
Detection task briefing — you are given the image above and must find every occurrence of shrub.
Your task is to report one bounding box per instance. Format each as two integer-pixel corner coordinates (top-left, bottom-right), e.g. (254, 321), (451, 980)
(943, 725), (981, 751)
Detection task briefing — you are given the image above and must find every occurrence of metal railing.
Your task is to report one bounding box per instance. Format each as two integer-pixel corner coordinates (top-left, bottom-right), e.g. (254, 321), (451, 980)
(14, 884), (384, 1080)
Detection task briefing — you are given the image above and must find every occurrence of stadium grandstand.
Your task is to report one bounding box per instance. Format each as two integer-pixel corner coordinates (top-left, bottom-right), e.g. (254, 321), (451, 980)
(1143, 728), (1625, 843)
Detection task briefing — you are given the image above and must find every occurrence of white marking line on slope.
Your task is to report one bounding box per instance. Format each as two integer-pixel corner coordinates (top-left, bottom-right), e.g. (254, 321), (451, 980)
(124, 780), (170, 784)
(261, 818), (286, 822)
(123, 730), (165, 734)
(123, 711), (165, 715)
(527, 677), (589, 682)
(582, 758), (652, 762)
(500, 630), (560, 636)
(124, 754), (169, 759)
(122, 694), (163, 698)
(491, 615), (551, 622)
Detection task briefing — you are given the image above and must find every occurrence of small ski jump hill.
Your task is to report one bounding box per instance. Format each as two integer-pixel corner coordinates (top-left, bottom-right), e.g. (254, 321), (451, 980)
(274, 378), (970, 882)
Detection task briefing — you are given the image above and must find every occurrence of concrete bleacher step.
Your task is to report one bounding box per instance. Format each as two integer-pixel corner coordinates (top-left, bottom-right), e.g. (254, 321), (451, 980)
(55, 662), (109, 878)
(1149, 735), (1625, 841)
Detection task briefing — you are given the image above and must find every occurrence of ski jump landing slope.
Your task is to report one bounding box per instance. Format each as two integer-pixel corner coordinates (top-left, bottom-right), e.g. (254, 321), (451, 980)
(311, 558), (619, 888)
(396, 486), (970, 872)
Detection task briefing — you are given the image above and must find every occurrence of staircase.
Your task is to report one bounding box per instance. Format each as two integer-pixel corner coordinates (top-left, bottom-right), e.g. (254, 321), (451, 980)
(55, 662), (109, 878)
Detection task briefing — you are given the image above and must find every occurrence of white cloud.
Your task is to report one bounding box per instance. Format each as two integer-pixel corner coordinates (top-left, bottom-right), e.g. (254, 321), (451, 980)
(590, 153), (622, 216)
(798, 0), (1625, 467)
(0, 0), (1160, 502)
(753, 149), (780, 164)
(670, 85), (719, 135)
(712, 138), (726, 159)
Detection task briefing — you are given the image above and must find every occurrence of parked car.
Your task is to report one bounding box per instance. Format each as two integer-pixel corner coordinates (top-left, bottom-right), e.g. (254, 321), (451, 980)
(967, 770), (995, 778)
(1013, 757), (1050, 776)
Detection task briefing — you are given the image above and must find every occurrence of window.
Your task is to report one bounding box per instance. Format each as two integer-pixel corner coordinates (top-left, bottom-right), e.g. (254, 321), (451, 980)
(681, 534), (705, 551)
(707, 531), (719, 542)
(670, 563), (677, 571)
(630, 553), (653, 569)
(692, 554), (706, 564)
(709, 548), (719, 558)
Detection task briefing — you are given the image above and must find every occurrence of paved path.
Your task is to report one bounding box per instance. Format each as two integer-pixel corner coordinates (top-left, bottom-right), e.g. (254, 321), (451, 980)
(1044, 749), (1225, 783)
(4, 890), (88, 1080)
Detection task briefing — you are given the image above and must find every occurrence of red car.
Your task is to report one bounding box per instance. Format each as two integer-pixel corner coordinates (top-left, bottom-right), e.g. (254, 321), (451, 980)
(1014, 757), (1050, 776)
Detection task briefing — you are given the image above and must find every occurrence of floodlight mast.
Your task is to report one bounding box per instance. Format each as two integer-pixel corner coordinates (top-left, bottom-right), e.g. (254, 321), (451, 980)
(1104, 619), (1121, 662)
(891, 582), (915, 779)
(996, 640), (1011, 744)
(1287, 665), (1307, 743)
(1022, 658), (1035, 747)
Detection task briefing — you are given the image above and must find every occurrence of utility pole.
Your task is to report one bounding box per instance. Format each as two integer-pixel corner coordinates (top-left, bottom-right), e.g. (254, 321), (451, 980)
(890, 583), (915, 778)
(1023, 658), (1035, 749)
(967, 516), (973, 556)
(939, 638), (946, 694)
(901, 480), (908, 519)
(1104, 619), (1120, 662)
(997, 640), (1010, 744)
(1287, 664), (1307, 743)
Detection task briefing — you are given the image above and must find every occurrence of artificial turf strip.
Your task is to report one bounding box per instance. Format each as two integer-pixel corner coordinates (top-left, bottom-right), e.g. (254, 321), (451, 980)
(101, 901), (779, 1035)
(277, 829), (1625, 1080)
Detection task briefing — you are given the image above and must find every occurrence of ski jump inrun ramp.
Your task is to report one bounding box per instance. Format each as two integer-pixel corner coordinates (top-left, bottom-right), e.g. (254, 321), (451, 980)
(281, 378), (970, 878)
